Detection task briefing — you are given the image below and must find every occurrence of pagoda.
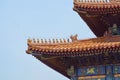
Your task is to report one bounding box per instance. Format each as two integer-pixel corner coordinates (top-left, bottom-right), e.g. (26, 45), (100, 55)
(26, 0), (120, 80)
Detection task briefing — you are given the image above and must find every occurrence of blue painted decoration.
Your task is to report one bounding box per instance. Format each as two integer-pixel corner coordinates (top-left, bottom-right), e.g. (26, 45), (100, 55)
(77, 65), (120, 80)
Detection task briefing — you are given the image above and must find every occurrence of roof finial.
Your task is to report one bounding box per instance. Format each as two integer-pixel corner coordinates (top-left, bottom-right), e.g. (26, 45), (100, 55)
(63, 39), (67, 43)
(33, 38), (36, 43)
(37, 39), (39, 43)
(27, 39), (32, 44)
(70, 34), (78, 42)
(49, 39), (51, 43)
(56, 39), (59, 43)
(60, 39), (63, 43)
(53, 39), (55, 43)
(41, 39), (44, 43)
(45, 39), (47, 43)
(67, 39), (70, 42)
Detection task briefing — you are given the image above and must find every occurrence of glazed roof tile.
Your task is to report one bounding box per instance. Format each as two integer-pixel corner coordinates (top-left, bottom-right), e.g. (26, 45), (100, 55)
(27, 36), (120, 56)
(74, 0), (120, 14)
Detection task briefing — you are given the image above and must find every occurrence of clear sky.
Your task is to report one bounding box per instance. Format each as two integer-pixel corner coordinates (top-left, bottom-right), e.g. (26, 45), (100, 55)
(0, 0), (96, 80)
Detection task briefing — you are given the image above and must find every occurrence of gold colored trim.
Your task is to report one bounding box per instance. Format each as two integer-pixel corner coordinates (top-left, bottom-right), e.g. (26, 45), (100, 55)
(114, 74), (120, 77)
(78, 75), (106, 79)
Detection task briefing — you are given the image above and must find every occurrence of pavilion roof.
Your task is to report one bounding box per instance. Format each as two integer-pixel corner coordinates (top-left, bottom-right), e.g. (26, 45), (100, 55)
(27, 36), (120, 57)
(26, 0), (120, 78)
(74, 1), (120, 15)
(73, 0), (120, 37)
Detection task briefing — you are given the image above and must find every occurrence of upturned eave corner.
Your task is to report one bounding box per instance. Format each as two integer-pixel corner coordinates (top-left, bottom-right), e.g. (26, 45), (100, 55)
(26, 0), (120, 79)
(26, 50), (32, 54)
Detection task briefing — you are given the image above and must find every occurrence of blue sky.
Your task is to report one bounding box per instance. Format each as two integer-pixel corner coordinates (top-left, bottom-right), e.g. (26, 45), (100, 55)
(0, 0), (95, 80)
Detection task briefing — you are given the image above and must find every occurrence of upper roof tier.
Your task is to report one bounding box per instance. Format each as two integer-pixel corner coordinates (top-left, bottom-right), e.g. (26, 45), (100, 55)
(74, 0), (120, 14)
(73, 0), (120, 37)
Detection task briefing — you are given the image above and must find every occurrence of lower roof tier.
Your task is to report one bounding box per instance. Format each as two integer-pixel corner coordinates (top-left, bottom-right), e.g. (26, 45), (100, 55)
(26, 35), (120, 78)
(27, 35), (120, 57)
